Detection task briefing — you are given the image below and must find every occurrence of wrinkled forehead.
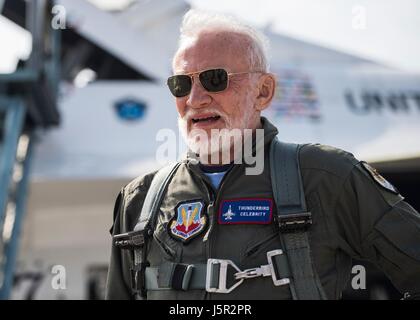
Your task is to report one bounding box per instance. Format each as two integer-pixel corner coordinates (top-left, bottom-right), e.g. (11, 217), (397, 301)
(173, 31), (253, 74)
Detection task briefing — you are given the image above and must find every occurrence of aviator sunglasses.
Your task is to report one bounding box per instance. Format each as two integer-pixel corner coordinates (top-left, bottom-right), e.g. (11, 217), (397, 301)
(167, 68), (262, 97)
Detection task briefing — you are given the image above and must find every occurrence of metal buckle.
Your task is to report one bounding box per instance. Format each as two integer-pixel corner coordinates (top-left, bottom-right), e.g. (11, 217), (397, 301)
(278, 212), (312, 232)
(206, 250), (290, 293)
(267, 249), (290, 286)
(206, 259), (244, 293)
(235, 265), (271, 279)
(234, 250), (290, 286)
(113, 229), (146, 249)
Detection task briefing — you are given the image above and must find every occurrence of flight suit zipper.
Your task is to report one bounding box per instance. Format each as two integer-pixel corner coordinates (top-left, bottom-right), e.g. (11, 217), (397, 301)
(195, 165), (239, 248)
(203, 201), (215, 242)
(193, 165), (238, 300)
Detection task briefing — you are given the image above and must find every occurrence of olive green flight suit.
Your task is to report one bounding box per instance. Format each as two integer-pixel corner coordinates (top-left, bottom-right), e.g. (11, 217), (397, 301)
(105, 117), (420, 300)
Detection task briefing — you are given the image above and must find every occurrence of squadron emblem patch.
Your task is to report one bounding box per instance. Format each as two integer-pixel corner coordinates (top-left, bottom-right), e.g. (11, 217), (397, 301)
(168, 200), (208, 243)
(361, 162), (399, 194)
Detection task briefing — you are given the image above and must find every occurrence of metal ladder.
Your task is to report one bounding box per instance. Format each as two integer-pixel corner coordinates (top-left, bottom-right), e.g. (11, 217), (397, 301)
(0, 99), (33, 299)
(0, 0), (61, 299)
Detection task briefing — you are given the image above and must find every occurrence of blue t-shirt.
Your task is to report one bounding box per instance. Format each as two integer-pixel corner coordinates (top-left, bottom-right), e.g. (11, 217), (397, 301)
(199, 163), (233, 189)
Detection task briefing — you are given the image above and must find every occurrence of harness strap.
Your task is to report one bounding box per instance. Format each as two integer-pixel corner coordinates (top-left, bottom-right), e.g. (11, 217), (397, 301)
(145, 263), (207, 291)
(144, 249), (291, 292)
(134, 162), (182, 234)
(270, 137), (327, 300)
(122, 162), (181, 298)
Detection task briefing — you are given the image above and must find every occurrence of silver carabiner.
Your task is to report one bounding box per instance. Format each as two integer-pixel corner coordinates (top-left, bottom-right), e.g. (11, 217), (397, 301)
(235, 265), (272, 280)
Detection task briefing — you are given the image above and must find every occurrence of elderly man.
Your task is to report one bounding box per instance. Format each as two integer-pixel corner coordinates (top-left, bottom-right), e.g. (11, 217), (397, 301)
(105, 10), (420, 300)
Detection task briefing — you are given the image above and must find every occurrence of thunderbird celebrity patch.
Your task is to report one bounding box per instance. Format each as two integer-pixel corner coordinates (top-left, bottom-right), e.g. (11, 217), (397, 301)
(168, 200), (208, 243)
(219, 198), (273, 224)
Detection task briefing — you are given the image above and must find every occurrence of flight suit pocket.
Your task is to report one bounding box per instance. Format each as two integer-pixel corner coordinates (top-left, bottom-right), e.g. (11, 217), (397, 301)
(242, 231), (280, 266)
(374, 206), (420, 261)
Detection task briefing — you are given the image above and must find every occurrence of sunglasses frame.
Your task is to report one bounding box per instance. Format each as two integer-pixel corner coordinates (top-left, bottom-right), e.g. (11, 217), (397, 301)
(167, 68), (263, 97)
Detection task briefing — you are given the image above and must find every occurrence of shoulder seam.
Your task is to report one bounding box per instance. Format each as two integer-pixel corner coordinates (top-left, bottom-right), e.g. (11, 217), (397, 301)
(124, 170), (158, 196)
(299, 143), (359, 179)
(301, 166), (353, 180)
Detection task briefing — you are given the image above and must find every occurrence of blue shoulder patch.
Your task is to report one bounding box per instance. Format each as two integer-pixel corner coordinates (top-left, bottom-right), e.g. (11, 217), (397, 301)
(218, 198), (273, 224)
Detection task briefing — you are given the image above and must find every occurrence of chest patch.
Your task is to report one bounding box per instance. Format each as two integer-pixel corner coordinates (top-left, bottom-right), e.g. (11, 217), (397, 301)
(218, 198), (273, 224)
(168, 200), (208, 243)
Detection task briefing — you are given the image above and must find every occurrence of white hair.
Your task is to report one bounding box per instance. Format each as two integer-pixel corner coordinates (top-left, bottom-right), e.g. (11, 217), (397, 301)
(173, 9), (271, 72)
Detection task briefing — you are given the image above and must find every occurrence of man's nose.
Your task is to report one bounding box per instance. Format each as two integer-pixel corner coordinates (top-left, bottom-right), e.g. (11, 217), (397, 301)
(186, 76), (212, 108)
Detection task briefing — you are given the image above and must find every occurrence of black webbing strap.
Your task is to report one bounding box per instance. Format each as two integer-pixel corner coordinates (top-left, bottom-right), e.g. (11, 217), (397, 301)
(270, 137), (327, 300)
(134, 162), (181, 234)
(131, 162), (181, 298)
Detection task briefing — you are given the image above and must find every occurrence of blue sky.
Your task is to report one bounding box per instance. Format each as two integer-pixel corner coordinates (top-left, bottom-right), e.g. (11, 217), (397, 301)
(188, 0), (420, 72)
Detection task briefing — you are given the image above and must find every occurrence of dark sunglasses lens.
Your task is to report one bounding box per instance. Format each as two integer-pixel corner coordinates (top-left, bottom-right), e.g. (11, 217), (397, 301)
(167, 75), (192, 97)
(199, 69), (228, 92)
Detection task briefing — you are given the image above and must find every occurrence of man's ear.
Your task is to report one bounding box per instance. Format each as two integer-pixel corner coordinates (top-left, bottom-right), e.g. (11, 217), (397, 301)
(255, 73), (276, 111)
